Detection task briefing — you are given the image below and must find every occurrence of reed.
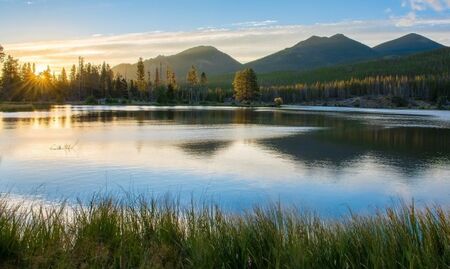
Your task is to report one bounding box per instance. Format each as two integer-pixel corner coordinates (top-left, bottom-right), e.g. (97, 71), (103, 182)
(0, 196), (448, 268)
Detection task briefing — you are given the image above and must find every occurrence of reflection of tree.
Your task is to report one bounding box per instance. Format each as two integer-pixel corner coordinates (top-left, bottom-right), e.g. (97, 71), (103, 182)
(320, 126), (450, 157)
(232, 109), (253, 124)
(259, 126), (450, 177)
(178, 141), (232, 158)
(2, 108), (365, 130)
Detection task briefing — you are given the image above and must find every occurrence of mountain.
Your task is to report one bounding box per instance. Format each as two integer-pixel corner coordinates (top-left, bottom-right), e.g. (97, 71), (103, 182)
(373, 33), (445, 57)
(112, 46), (242, 81)
(244, 34), (379, 73)
(113, 34), (446, 80)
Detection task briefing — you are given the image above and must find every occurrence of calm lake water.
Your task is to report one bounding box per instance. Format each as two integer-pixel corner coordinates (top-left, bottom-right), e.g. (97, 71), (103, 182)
(0, 105), (449, 215)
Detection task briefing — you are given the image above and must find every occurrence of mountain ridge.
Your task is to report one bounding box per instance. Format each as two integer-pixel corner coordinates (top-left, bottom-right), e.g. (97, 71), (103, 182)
(112, 33), (445, 80)
(244, 33), (379, 73)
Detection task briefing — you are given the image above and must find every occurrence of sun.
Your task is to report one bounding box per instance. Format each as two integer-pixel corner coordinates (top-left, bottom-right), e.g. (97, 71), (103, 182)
(34, 64), (48, 75)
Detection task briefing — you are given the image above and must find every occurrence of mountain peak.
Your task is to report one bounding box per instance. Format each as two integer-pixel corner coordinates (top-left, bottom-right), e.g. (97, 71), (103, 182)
(178, 46), (219, 55)
(374, 33), (444, 56)
(246, 34), (377, 73)
(112, 46), (242, 80)
(330, 33), (347, 39)
(404, 33), (422, 38)
(297, 34), (353, 47)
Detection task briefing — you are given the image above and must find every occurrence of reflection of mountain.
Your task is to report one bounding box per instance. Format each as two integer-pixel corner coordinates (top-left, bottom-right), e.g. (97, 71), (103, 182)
(178, 141), (232, 158)
(259, 127), (450, 177)
(260, 133), (365, 167)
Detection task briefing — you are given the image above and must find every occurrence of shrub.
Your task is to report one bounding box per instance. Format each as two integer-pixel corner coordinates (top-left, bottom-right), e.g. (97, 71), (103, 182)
(391, 96), (408, 107)
(437, 96), (448, 110)
(274, 97), (283, 107)
(84, 96), (98, 105)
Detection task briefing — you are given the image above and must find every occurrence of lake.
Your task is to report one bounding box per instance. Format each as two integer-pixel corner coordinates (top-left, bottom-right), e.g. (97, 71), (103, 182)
(0, 105), (449, 216)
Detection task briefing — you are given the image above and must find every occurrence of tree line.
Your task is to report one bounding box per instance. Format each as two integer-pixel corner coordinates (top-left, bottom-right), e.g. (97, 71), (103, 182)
(0, 44), (448, 105)
(0, 51), (230, 104)
(259, 74), (450, 104)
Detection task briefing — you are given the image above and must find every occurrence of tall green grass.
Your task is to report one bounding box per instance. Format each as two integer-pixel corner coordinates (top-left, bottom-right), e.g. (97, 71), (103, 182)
(0, 196), (448, 268)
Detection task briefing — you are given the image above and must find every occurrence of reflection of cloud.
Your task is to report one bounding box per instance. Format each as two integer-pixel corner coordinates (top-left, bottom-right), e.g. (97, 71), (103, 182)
(4, 17), (450, 73)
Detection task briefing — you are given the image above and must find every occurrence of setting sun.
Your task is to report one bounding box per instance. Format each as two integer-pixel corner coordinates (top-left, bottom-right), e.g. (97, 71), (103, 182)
(34, 64), (48, 75)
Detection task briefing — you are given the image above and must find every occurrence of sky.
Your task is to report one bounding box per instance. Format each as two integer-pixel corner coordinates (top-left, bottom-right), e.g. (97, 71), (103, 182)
(1, 0), (450, 72)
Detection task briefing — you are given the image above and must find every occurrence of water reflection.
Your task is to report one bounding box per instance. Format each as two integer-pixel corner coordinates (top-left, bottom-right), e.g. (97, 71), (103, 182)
(0, 105), (448, 215)
(179, 141), (232, 158)
(259, 126), (449, 176)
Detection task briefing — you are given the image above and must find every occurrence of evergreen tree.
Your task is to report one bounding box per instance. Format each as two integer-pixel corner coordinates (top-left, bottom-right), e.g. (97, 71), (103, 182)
(1, 55), (20, 101)
(70, 65), (77, 82)
(187, 65), (198, 86)
(136, 57), (146, 95)
(200, 72), (207, 86)
(77, 57), (85, 100)
(233, 68), (259, 102)
(113, 75), (128, 99)
(60, 67), (68, 85)
(166, 67), (177, 88)
(106, 64), (114, 98)
(166, 67), (177, 102)
(186, 66), (199, 103)
(0, 45), (4, 63)
(41, 66), (54, 96)
(100, 62), (108, 98)
(154, 67), (160, 87)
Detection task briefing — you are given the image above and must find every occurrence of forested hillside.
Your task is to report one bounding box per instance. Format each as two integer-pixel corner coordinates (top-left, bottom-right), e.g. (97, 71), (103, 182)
(209, 48), (450, 87)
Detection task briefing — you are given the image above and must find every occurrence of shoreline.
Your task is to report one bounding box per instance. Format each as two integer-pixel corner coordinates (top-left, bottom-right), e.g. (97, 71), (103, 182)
(0, 96), (448, 113)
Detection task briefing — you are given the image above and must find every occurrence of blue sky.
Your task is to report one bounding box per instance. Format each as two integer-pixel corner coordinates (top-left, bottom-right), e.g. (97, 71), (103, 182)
(1, 0), (450, 70)
(1, 0), (448, 41)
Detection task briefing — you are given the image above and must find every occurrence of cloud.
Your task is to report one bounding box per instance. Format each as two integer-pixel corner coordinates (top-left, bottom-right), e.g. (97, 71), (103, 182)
(3, 17), (450, 73)
(408, 0), (446, 11)
(395, 0), (450, 28)
(395, 12), (418, 26)
(232, 20), (278, 27)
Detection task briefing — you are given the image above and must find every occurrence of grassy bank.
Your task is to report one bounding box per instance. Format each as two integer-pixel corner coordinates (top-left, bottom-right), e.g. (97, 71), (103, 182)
(0, 103), (52, 112)
(0, 197), (448, 268)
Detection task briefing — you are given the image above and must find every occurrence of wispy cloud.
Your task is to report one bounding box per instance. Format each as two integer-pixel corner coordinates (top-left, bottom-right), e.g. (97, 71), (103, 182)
(232, 20), (278, 27)
(393, 0), (450, 29)
(3, 17), (450, 72)
(408, 0), (448, 11)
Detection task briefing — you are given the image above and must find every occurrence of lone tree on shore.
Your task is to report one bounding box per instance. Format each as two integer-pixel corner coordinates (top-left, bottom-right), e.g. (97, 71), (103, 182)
(233, 68), (259, 102)
(0, 45), (4, 63)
